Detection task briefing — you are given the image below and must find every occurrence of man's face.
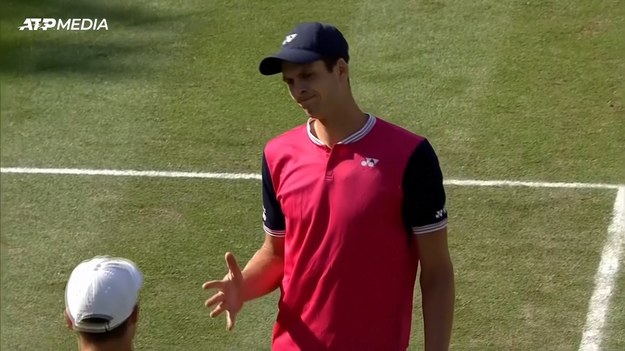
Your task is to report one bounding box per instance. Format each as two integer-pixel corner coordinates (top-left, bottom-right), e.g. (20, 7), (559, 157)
(281, 60), (342, 118)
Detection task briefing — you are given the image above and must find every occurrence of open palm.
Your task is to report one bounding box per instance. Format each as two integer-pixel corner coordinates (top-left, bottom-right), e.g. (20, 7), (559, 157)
(203, 252), (244, 331)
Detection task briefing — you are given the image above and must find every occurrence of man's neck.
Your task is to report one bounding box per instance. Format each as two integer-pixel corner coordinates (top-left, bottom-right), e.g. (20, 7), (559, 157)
(79, 340), (132, 351)
(311, 106), (367, 147)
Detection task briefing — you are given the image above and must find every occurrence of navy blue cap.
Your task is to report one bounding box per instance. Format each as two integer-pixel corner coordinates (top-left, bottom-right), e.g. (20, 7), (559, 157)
(259, 22), (349, 76)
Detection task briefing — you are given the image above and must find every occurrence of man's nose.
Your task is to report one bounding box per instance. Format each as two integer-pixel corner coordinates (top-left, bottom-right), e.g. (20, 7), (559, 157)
(293, 83), (309, 99)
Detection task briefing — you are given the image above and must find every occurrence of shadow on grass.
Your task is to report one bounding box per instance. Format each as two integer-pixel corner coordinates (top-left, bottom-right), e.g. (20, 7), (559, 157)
(0, 0), (187, 77)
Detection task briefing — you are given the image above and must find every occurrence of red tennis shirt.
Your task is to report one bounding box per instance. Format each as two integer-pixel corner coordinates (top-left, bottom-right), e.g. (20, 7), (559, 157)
(262, 114), (448, 350)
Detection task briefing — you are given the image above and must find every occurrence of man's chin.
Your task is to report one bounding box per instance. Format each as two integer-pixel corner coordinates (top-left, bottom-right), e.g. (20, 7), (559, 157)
(302, 108), (317, 118)
(302, 106), (331, 120)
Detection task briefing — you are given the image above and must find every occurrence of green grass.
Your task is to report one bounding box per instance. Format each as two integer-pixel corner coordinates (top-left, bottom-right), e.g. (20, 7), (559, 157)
(0, 177), (616, 350)
(0, 176), (277, 350)
(442, 187), (613, 350)
(2, 0), (623, 180)
(1, 0), (624, 350)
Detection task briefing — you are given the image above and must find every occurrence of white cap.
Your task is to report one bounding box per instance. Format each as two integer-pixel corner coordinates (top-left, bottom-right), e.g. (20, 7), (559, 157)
(65, 256), (143, 333)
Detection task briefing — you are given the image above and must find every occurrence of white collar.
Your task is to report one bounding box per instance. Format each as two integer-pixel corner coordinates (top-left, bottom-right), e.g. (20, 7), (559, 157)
(307, 114), (376, 146)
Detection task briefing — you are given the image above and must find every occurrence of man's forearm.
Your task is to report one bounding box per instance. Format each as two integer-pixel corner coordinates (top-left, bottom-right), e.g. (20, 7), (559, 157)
(240, 245), (284, 302)
(421, 265), (455, 351)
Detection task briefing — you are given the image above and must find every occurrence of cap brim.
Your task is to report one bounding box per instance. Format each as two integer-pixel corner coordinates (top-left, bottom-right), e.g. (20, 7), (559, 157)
(259, 48), (322, 75)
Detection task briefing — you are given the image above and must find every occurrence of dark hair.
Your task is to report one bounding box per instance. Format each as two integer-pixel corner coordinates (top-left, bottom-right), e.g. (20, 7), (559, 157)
(78, 306), (137, 343)
(321, 57), (351, 86)
(321, 57), (341, 72)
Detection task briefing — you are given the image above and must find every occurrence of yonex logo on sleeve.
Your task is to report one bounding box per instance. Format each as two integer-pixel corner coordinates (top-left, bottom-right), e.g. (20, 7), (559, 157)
(360, 158), (379, 168)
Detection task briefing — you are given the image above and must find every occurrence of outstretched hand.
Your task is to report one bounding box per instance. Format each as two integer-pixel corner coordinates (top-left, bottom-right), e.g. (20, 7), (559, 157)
(203, 252), (244, 331)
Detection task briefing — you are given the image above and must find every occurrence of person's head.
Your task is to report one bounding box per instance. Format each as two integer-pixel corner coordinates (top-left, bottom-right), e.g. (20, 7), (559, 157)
(259, 22), (352, 119)
(64, 256), (143, 350)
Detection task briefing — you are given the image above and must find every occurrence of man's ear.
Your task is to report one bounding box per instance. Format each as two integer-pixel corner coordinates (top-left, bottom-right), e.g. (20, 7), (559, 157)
(64, 310), (74, 330)
(129, 305), (139, 325)
(336, 58), (349, 81)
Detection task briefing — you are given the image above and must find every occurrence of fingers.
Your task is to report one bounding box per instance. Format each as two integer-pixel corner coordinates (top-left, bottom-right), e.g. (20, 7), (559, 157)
(204, 291), (225, 308)
(210, 303), (237, 331)
(204, 252), (240, 331)
(210, 302), (226, 318)
(226, 310), (237, 331)
(202, 280), (224, 290)
(225, 252), (243, 281)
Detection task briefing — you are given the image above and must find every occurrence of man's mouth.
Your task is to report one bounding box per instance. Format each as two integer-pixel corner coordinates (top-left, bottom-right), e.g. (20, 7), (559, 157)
(298, 96), (314, 104)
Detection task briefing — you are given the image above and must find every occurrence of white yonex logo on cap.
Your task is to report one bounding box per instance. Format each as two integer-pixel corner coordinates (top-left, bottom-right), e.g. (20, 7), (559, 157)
(360, 158), (379, 168)
(282, 33), (297, 45)
(435, 208), (447, 219)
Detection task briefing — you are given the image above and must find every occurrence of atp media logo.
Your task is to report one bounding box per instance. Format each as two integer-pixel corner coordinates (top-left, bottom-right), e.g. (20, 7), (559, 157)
(18, 18), (109, 31)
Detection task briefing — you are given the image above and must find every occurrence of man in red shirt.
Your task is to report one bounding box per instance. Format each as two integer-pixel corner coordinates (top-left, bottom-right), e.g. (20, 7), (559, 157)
(203, 22), (455, 350)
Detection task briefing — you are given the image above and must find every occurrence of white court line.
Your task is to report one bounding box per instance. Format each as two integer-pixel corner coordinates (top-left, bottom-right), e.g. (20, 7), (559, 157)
(0, 167), (261, 180)
(1, 167), (623, 189)
(579, 187), (625, 351)
(444, 179), (622, 190)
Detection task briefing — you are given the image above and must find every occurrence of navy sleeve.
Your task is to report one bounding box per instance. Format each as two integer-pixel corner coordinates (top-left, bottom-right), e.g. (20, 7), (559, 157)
(402, 139), (448, 235)
(262, 152), (286, 236)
